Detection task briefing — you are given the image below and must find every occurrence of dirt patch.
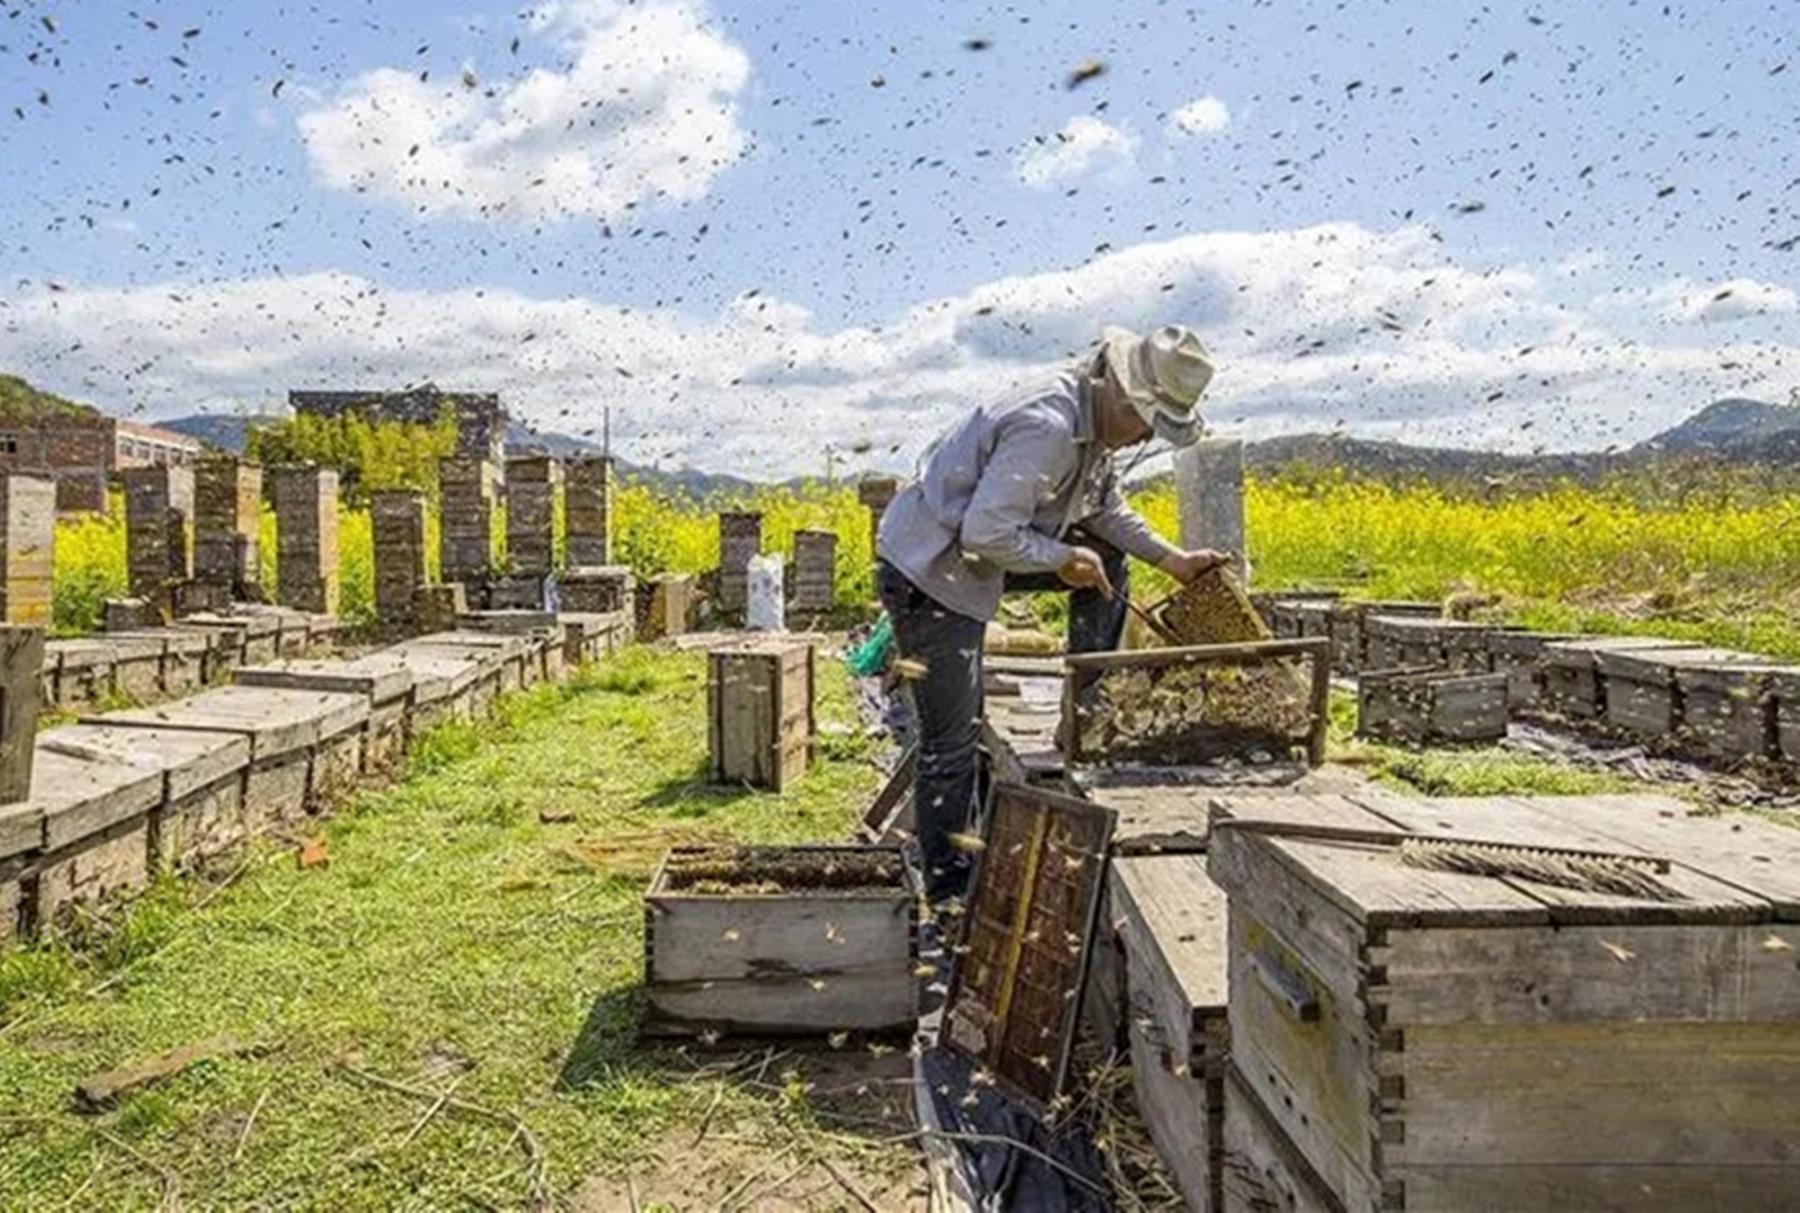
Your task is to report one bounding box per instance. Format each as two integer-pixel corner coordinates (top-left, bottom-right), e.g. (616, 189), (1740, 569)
(573, 1049), (926, 1211)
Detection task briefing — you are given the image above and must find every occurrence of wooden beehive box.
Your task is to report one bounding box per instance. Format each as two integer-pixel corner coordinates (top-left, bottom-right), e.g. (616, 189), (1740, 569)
(1208, 793), (1800, 1212)
(1594, 645), (1756, 739)
(1361, 615), (1462, 672)
(1538, 635), (1698, 720)
(1675, 659), (1800, 760)
(1485, 630), (1578, 712)
(1327, 602), (1440, 675)
(707, 639), (815, 791)
(1113, 854), (1230, 1212)
(642, 845), (916, 1038)
(1773, 669), (1800, 765)
(1221, 1060), (1338, 1213)
(1357, 668), (1509, 744)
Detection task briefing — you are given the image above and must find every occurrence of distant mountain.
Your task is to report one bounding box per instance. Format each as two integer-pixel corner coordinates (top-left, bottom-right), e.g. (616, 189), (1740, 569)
(1634, 397), (1800, 455)
(0, 374), (98, 423)
(159, 413), (284, 453)
(1242, 433), (1608, 481)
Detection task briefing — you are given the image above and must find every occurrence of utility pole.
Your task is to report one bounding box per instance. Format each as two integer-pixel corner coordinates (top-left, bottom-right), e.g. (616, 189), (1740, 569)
(603, 406), (612, 460)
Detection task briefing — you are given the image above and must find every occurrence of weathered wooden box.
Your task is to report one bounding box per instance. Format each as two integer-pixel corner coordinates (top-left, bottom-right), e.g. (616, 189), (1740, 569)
(1486, 630), (1578, 712)
(642, 845), (916, 1038)
(1774, 669), (1800, 766)
(1327, 602), (1439, 675)
(1595, 645), (1756, 740)
(1221, 1060), (1338, 1213)
(2, 626), (44, 803)
(1113, 854), (1230, 1212)
(1357, 668), (1509, 744)
(1209, 793), (1800, 1212)
(707, 639), (815, 791)
(1362, 615), (1487, 673)
(1675, 659), (1799, 760)
(638, 573), (696, 641)
(1539, 635), (1697, 720)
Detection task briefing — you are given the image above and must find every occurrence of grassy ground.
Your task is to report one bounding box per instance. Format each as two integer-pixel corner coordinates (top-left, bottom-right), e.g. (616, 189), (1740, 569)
(0, 648), (923, 1212)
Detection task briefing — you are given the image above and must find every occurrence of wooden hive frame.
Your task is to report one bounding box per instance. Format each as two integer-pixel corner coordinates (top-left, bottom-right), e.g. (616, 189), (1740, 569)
(1062, 639), (1333, 770)
(941, 782), (1116, 1115)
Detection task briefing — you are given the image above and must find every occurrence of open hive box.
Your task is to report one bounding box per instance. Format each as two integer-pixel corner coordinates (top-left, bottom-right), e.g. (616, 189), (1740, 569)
(1064, 639), (1332, 770)
(1207, 793), (1800, 1211)
(642, 844), (917, 1039)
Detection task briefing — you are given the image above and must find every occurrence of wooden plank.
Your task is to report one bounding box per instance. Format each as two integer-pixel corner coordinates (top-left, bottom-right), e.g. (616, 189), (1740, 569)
(1388, 1021), (1800, 1168)
(1085, 784), (1212, 855)
(1220, 1062), (1346, 1213)
(1395, 1164), (1800, 1213)
(1354, 795), (1773, 926)
(1226, 905), (1387, 1211)
(1129, 1015), (1223, 1212)
(1375, 921), (1800, 1023)
(1263, 835), (1554, 928)
(1527, 794), (1800, 919)
(1064, 638), (1331, 672)
(645, 970), (917, 1036)
(1112, 854), (1229, 1074)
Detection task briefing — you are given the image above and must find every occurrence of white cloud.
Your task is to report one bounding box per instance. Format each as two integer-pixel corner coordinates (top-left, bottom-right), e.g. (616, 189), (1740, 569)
(4, 224), (1795, 477)
(1169, 96), (1230, 136)
(1652, 278), (1799, 325)
(297, 0), (750, 222)
(1016, 116), (1139, 188)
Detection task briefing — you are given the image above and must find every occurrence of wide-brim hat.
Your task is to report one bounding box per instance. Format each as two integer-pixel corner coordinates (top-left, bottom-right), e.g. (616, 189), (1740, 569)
(1100, 324), (1213, 448)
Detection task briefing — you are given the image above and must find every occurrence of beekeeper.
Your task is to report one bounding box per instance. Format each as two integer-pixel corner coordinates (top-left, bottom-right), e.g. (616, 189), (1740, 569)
(875, 324), (1229, 905)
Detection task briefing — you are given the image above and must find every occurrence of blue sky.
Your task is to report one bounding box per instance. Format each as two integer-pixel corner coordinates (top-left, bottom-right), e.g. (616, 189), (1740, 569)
(1, 0), (1795, 475)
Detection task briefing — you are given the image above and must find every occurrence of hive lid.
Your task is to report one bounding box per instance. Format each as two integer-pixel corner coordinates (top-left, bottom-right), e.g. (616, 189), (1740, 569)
(1211, 793), (1786, 927)
(82, 685), (369, 761)
(1592, 645), (1763, 682)
(1540, 635), (1701, 669)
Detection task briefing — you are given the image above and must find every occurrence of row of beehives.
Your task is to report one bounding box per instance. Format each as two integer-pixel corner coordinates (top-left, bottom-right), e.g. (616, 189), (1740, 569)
(1266, 595), (1800, 763)
(36, 605), (342, 717)
(1086, 788), (1800, 1212)
(0, 609), (629, 945)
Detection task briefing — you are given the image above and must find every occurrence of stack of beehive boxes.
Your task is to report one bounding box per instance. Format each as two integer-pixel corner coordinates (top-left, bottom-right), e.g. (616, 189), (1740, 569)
(192, 458), (261, 600)
(370, 490), (427, 631)
(122, 465), (195, 620)
(438, 457), (496, 590)
(565, 456), (613, 568)
(717, 511), (762, 616)
(791, 529), (837, 614)
(269, 467), (339, 616)
(0, 474), (54, 627)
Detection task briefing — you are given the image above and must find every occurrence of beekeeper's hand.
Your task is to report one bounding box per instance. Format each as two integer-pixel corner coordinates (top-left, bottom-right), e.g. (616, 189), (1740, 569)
(1159, 549), (1232, 584)
(1057, 546), (1116, 599)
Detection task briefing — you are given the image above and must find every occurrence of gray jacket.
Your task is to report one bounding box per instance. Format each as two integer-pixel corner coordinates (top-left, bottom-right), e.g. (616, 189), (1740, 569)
(875, 366), (1177, 621)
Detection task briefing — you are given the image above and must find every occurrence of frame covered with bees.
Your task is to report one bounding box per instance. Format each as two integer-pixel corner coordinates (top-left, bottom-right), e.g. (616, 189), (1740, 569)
(1063, 639), (1333, 771)
(941, 781), (1116, 1115)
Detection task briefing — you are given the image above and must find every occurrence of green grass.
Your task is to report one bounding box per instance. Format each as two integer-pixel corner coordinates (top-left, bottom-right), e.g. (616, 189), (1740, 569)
(0, 648), (906, 1211)
(1322, 689), (1647, 799)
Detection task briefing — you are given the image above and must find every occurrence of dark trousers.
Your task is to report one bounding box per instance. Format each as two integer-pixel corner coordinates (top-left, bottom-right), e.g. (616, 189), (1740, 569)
(876, 536), (1128, 903)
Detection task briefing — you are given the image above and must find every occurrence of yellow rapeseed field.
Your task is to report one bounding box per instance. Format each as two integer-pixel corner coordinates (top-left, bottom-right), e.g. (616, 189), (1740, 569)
(49, 473), (1800, 657)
